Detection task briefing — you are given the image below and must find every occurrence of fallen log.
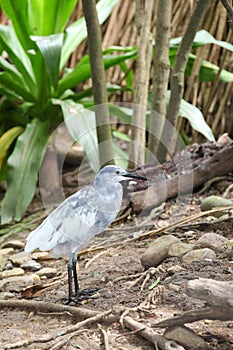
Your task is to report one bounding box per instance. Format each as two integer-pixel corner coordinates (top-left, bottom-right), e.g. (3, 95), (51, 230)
(131, 141), (233, 212)
(153, 278), (233, 328)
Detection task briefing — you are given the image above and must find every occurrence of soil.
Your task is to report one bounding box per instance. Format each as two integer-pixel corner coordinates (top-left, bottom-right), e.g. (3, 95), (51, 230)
(0, 174), (233, 350)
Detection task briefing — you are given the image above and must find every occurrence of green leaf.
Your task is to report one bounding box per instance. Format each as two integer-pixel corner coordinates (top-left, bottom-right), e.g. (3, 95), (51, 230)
(61, 0), (118, 67)
(0, 0), (32, 50)
(0, 72), (36, 102)
(1, 119), (50, 223)
(31, 34), (64, 91)
(54, 99), (100, 172)
(178, 97), (215, 141)
(58, 49), (137, 95)
(149, 277), (160, 290)
(27, 0), (77, 35)
(0, 126), (24, 170)
(0, 25), (36, 92)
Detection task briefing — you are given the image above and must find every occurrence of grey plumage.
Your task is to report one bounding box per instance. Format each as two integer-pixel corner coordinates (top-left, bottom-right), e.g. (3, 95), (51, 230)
(25, 165), (147, 302)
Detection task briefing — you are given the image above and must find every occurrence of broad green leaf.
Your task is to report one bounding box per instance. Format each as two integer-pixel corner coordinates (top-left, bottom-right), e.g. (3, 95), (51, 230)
(32, 34), (64, 91)
(0, 25), (36, 92)
(58, 49), (137, 95)
(177, 97), (215, 141)
(0, 72), (36, 102)
(54, 99), (100, 172)
(112, 130), (131, 142)
(1, 119), (50, 223)
(0, 0), (32, 50)
(170, 29), (233, 51)
(0, 126), (24, 170)
(61, 0), (118, 67)
(27, 0), (77, 35)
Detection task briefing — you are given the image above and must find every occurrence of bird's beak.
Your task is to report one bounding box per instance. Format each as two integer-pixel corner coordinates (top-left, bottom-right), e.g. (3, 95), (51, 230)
(122, 172), (147, 181)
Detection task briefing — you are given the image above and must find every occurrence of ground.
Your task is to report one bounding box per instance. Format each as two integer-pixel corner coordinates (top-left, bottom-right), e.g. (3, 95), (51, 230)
(0, 176), (232, 350)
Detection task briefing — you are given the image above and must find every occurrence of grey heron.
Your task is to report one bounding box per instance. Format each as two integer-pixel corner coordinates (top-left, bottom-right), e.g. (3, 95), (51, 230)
(25, 165), (147, 303)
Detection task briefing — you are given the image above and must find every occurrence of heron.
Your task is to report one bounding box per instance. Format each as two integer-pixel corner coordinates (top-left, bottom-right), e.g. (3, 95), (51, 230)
(25, 165), (147, 303)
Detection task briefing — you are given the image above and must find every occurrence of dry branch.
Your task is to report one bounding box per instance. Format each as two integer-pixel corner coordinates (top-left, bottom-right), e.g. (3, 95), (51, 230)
(0, 299), (100, 319)
(153, 278), (233, 328)
(131, 141), (233, 212)
(3, 308), (112, 349)
(123, 316), (185, 350)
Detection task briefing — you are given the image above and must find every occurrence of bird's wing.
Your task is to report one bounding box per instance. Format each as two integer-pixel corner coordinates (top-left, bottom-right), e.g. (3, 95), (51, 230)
(25, 186), (119, 255)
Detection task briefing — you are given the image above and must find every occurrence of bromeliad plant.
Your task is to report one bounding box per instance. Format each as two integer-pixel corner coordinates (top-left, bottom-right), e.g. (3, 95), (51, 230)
(0, 0), (138, 223)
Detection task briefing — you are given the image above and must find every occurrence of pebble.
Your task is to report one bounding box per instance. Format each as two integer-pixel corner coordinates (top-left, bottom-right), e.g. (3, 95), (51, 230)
(1, 240), (25, 250)
(164, 325), (209, 350)
(9, 251), (31, 266)
(20, 260), (42, 271)
(0, 248), (14, 256)
(200, 195), (233, 211)
(0, 267), (25, 279)
(31, 251), (53, 260)
(196, 232), (228, 250)
(168, 243), (195, 257)
(37, 267), (57, 278)
(182, 248), (216, 264)
(0, 255), (5, 270)
(4, 261), (14, 270)
(0, 292), (15, 299)
(0, 274), (40, 292)
(141, 235), (180, 268)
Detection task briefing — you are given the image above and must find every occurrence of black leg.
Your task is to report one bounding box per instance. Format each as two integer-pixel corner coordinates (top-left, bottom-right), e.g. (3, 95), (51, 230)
(67, 254), (74, 302)
(72, 253), (80, 297)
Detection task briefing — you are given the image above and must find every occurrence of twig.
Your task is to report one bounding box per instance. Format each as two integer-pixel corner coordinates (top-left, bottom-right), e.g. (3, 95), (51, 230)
(98, 324), (111, 350)
(123, 316), (185, 350)
(3, 309), (112, 349)
(0, 299), (100, 319)
(84, 249), (112, 269)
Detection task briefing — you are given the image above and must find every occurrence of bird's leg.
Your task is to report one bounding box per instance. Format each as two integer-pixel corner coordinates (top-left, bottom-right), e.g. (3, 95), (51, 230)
(67, 254), (74, 302)
(72, 253), (80, 297)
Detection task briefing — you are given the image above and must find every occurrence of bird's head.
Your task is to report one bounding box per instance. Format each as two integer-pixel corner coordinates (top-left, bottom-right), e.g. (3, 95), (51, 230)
(94, 165), (147, 184)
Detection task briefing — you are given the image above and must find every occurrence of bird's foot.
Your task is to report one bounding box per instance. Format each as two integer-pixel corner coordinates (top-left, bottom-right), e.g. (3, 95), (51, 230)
(64, 288), (100, 305)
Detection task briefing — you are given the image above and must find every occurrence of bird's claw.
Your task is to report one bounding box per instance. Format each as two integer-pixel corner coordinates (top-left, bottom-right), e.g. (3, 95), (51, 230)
(65, 287), (100, 304)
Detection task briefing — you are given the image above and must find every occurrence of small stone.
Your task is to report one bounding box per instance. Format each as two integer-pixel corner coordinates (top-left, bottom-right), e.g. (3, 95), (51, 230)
(0, 255), (5, 271)
(0, 248), (14, 256)
(2, 240), (25, 250)
(0, 267), (25, 279)
(167, 265), (185, 274)
(20, 260), (42, 271)
(0, 292), (15, 299)
(160, 213), (170, 220)
(141, 235), (180, 268)
(164, 325), (209, 350)
(4, 261), (14, 270)
(200, 195), (233, 211)
(37, 267), (57, 278)
(196, 232), (228, 250)
(168, 243), (195, 257)
(182, 248), (216, 264)
(10, 251), (31, 266)
(0, 274), (40, 292)
(31, 251), (54, 260)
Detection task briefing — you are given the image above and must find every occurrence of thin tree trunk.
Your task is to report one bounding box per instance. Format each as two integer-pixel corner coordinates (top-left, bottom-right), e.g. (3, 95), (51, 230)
(147, 0), (171, 163)
(82, 0), (114, 167)
(157, 0), (211, 162)
(221, 0), (233, 31)
(128, 0), (154, 168)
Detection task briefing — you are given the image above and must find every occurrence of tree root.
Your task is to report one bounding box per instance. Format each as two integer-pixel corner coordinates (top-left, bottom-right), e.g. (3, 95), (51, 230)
(2, 308), (112, 349)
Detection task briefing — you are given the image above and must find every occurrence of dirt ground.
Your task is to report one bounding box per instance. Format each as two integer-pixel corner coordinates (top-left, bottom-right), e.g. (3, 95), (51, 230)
(0, 176), (233, 350)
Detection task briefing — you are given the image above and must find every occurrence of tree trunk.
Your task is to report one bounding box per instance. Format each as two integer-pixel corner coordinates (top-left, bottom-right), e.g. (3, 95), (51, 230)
(147, 0), (171, 163)
(82, 0), (114, 167)
(128, 0), (154, 168)
(157, 0), (211, 161)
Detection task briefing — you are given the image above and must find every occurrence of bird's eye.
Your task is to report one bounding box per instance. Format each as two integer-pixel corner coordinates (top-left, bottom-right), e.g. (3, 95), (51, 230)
(115, 170), (120, 175)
